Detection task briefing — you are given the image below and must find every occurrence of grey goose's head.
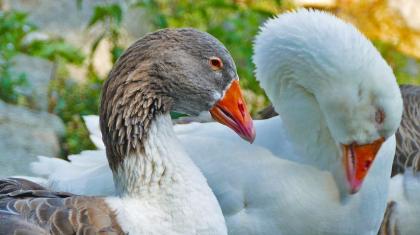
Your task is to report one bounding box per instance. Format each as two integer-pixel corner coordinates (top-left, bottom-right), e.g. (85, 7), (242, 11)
(100, 28), (255, 168)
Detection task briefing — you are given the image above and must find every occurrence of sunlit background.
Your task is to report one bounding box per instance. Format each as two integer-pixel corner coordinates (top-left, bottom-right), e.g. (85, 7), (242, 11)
(1, 0), (419, 160)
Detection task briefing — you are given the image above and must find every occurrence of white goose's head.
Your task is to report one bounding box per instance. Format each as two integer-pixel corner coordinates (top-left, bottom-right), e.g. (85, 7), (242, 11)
(253, 9), (403, 194)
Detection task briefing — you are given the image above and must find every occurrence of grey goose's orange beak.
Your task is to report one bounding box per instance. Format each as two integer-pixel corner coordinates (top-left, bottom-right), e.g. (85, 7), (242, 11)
(210, 80), (256, 143)
(342, 137), (385, 194)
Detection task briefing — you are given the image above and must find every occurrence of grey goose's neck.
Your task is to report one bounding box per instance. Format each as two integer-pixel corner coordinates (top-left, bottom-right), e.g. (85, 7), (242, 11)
(100, 63), (177, 196)
(98, 28), (239, 197)
(112, 114), (186, 196)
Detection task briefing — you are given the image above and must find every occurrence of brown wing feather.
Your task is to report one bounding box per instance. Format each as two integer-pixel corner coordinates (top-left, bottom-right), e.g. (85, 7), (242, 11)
(0, 178), (124, 235)
(378, 201), (400, 235)
(0, 178), (45, 193)
(257, 104), (278, 119)
(392, 85), (420, 176)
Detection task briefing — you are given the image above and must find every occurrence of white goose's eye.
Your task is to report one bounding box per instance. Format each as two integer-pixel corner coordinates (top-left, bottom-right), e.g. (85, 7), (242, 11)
(375, 108), (385, 124)
(209, 56), (223, 70)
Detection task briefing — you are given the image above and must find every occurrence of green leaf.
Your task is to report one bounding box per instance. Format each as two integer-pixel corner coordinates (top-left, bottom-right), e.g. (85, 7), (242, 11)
(25, 39), (85, 65)
(170, 112), (187, 119)
(88, 3), (123, 27)
(111, 46), (124, 63)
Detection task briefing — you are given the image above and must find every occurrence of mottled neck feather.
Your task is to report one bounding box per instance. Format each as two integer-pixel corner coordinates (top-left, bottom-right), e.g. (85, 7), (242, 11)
(101, 64), (172, 166)
(100, 57), (176, 195)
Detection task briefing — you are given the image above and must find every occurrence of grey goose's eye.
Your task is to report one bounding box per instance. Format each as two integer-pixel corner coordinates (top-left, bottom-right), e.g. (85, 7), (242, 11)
(375, 108), (385, 124)
(209, 56), (223, 70)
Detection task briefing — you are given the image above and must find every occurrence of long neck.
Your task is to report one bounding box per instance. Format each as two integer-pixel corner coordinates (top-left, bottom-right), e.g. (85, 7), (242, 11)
(274, 83), (338, 169)
(254, 30), (350, 193)
(112, 114), (187, 196)
(103, 113), (227, 234)
(273, 82), (352, 195)
(100, 65), (178, 197)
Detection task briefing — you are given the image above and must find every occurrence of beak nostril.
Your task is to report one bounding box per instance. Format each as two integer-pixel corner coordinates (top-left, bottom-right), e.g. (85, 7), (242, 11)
(365, 158), (373, 170)
(209, 79), (254, 143)
(238, 101), (245, 118)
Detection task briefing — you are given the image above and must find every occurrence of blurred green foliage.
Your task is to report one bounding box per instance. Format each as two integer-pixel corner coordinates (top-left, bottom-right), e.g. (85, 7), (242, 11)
(374, 40), (420, 85)
(26, 40), (85, 64)
(49, 2), (127, 154)
(0, 10), (84, 105)
(88, 3), (124, 66)
(47, 2), (127, 155)
(0, 9), (87, 154)
(0, 11), (32, 104)
(49, 69), (102, 154)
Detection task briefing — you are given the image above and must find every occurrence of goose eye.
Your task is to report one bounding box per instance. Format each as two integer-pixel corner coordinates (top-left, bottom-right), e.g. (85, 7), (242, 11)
(209, 57), (223, 70)
(375, 109), (385, 124)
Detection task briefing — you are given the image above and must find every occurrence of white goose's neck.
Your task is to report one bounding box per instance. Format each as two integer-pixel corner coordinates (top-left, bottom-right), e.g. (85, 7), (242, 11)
(274, 84), (337, 169)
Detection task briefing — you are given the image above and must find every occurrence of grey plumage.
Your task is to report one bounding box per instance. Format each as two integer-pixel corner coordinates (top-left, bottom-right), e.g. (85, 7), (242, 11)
(392, 85), (420, 176)
(0, 178), (124, 235)
(378, 201), (399, 235)
(257, 104), (278, 119)
(378, 85), (420, 235)
(100, 28), (237, 173)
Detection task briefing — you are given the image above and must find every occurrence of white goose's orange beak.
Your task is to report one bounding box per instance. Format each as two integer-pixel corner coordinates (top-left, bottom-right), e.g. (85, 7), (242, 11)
(210, 80), (256, 143)
(342, 137), (385, 194)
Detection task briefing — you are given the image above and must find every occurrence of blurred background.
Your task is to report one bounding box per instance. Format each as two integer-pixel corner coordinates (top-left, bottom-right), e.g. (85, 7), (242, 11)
(0, 0), (419, 175)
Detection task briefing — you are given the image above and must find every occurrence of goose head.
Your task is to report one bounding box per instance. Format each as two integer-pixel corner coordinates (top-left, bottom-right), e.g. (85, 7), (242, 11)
(101, 28), (255, 173)
(253, 10), (403, 194)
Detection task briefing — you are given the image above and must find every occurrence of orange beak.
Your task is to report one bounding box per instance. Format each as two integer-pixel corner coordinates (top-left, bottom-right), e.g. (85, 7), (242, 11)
(342, 137), (385, 194)
(210, 80), (256, 143)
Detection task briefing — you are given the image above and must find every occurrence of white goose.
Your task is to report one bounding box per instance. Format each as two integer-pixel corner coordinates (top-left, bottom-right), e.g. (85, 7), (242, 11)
(0, 28), (256, 234)
(260, 86), (420, 235)
(29, 10), (403, 234)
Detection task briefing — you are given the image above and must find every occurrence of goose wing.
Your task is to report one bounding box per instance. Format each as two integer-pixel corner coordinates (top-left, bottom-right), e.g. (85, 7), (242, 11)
(380, 85), (420, 235)
(257, 104), (278, 119)
(392, 85), (420, 176)
(378, 201), (399, 235)
(0, 178), (123, 235)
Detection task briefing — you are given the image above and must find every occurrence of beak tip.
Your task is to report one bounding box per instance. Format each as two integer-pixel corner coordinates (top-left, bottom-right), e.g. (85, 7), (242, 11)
(348, 185), (361, 195)
(349, 186), (358, 195)
(244, 135), (255, 144)
(250, 130), (256, 144)
(243, 125), (256, 144)
(209, 80), (256, 144)
(347, 178), (363, 194)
